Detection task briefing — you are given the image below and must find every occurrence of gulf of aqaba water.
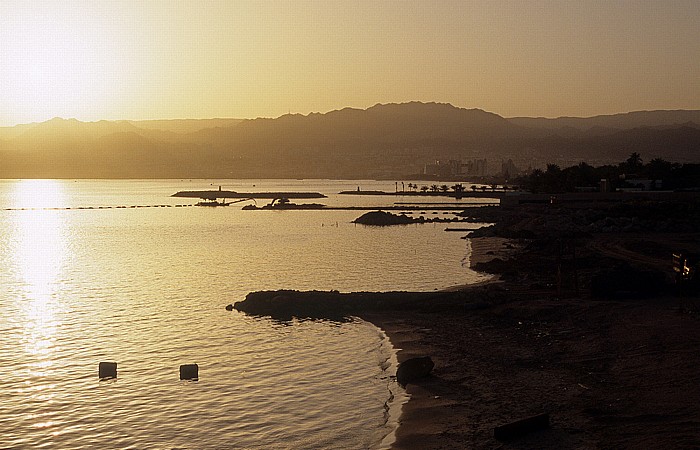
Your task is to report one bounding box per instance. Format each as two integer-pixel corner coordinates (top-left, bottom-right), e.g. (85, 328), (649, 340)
(0, 179), (491, 449)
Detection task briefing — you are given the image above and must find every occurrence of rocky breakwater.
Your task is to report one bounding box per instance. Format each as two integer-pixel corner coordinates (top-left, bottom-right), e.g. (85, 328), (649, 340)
(230, 288), (499, 321)
(352, 210), (475, 226)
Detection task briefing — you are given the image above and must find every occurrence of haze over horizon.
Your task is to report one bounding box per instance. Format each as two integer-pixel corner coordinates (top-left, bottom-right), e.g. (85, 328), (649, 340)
(2, 0), (699, 127)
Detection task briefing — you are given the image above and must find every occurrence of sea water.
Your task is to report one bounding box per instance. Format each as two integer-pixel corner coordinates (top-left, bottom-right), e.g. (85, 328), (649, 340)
(0, 179), (491, 449)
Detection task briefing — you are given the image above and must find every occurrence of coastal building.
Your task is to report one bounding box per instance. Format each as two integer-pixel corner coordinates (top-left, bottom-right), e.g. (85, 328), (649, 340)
(423, 160), (451, 177)
(620, 178), (656, 191)
(500, 159), (519, 180)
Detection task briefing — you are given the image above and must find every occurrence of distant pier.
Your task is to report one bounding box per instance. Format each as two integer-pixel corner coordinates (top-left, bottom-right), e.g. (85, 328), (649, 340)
(172, 190), (327, 200)
(339, 190), (507, 199)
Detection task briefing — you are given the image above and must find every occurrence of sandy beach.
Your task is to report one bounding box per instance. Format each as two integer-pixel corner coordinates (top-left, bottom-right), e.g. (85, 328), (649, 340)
(364, 237), (700, 448)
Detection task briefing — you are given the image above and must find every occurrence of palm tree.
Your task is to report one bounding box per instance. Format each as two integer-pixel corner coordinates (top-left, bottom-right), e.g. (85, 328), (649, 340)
(471, 185), (478, 192)
(440, 184), (449, 192)
(420, 185), (429, 193)
(430, 184), (439, 192)
(624, 152), (643, 174)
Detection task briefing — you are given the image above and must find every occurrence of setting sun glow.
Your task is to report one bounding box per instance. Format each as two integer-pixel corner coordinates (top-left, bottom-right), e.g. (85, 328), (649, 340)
(1, 1), (699, 126)
(1, 3), (129, 124)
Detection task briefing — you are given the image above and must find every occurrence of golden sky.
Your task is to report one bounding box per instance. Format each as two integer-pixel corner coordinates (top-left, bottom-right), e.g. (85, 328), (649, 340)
(1, 0), (699, 126)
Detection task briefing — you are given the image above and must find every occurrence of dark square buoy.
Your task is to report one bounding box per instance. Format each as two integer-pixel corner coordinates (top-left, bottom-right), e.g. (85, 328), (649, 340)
(99, 362), (117, 379)
(180, 363), (199, 380)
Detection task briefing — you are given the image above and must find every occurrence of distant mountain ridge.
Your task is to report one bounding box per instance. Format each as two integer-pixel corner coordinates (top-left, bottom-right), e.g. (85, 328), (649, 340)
(0, 103), (698, 178)
(509, 110), (700, 131)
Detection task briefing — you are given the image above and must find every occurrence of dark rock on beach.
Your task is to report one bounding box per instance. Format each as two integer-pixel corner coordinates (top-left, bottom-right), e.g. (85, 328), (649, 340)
(396, 356), (435, 386)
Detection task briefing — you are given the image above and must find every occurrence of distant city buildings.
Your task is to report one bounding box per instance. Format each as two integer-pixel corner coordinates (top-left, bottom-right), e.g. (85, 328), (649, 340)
(500, 159), (519, 180)
(423, 159), (488, 177)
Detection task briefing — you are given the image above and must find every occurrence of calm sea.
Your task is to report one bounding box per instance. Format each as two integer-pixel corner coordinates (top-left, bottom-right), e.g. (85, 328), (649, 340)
(0, 179), (491, 449)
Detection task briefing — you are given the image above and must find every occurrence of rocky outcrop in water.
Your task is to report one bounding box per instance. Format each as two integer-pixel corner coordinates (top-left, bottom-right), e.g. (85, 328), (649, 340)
(353, 211), (421, 226)
(230, 289), (495, 321)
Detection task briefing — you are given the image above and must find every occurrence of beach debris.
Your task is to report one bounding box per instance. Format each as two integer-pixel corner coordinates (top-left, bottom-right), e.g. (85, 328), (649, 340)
(494, 413), (550, 441)
(99, 362), (117, 379)
(396, 356), (434, 386)
(180, 364), (199, 380)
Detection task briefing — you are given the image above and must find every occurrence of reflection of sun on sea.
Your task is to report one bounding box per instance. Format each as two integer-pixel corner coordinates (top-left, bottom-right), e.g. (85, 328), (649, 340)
(10, 180), (68, 378)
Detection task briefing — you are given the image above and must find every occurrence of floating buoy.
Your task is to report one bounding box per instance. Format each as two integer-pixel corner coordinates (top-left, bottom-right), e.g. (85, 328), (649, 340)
(180, 364), (199, 380)
(99, 362), (117, 379)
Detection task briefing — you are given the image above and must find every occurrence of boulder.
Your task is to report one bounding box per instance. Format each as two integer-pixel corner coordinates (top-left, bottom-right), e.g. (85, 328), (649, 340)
(396, 356), (434, 386)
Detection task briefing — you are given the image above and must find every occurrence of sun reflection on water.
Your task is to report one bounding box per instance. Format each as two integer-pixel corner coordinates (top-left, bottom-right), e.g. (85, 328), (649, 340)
(8, 180), (69, 390)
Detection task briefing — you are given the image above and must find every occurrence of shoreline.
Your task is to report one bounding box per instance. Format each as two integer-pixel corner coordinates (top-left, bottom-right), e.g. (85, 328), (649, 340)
(362, 294), (700, 449)
(233, 247), (700, 447)
(373, 323), (409, 450)
(363, 235), (506, 449)
(232, 198), (700, 448)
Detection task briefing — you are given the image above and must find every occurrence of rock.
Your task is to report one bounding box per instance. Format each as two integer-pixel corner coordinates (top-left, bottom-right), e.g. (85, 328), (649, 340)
(225, 304), (234, 311)
(396, 356), (434, 386)
(353, 210), (418, 226)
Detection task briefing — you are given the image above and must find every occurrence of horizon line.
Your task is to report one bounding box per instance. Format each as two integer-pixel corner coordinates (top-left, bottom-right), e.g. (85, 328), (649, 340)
(3, 101), (700, 128)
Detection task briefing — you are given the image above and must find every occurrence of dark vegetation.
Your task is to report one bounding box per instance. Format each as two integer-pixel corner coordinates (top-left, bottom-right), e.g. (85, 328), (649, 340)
(517, 153), (700, 193)
(465, 194), (700, 300)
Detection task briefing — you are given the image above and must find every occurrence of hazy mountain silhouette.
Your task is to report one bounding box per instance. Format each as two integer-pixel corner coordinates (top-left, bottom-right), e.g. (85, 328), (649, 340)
(126, 118), (242, 134)
(0, 103), (698, 178)
(509, 110), (700, 134)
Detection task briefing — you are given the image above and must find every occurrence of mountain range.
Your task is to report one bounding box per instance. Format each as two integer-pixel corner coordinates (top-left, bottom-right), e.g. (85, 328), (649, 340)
(1, 102), (698, 179)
